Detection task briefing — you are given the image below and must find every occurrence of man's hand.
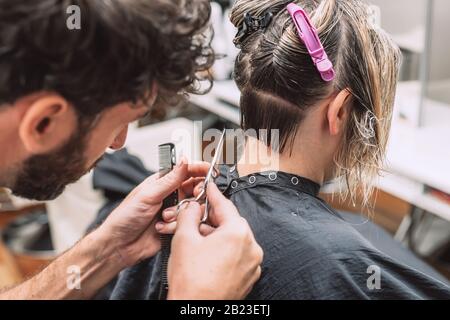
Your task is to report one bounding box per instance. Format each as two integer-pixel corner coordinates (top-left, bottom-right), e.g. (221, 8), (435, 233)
(0, 159), (209, 300)
(163, 183), (263, 300)
(95, 158), (209, 269)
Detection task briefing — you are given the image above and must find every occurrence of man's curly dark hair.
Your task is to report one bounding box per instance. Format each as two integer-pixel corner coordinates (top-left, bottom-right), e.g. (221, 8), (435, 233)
(0, 0), (214, 118)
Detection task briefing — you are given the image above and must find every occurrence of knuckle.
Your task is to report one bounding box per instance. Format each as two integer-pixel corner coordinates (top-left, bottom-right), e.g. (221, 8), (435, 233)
(132, 200), (153, 213)
(229, 218), (249, 240)
(238, 217), (252, 236)
(144, 194), (161, 207)
(239, 216), (250, 227)
(255, 245), (264, 264)
(256, 266), (262, 279)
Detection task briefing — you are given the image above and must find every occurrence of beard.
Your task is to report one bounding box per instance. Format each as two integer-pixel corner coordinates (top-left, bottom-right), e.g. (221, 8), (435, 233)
(11, 120), (101, 201)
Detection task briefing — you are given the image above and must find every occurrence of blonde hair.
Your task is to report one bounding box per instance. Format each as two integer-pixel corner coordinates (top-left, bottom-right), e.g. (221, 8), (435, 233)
(230, 0), (401, 205)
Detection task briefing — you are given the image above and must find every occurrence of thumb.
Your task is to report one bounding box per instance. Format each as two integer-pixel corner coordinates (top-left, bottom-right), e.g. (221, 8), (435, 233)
(206, 182), (239, 226)
(176, 201), (202, 238)
(145, 157), (188, 202)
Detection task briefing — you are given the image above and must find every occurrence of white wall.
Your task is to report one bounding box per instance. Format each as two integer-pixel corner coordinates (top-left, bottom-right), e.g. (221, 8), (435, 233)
(371, 0), (450, 80)
(430, 0), (450, 80)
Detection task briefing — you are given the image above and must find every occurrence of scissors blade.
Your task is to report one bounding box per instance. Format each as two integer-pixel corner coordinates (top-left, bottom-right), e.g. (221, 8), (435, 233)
(201, 130), (226, 221)
(205, 130), (226, 183)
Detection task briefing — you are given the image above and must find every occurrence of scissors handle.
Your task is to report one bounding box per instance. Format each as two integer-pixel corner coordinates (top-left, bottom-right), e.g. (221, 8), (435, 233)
(175, 130), (225, 220)
(202, 198), (209, 223)
(175, 186), (206, 214)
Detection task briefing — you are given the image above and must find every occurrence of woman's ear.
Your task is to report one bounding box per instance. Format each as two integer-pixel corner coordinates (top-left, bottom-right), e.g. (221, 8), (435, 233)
(18, 94), (77, 154)
(327, 89), (352, 136)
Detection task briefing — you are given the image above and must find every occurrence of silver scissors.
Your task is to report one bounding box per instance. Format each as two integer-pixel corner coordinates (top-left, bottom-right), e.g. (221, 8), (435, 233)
(176, 130), (226, 222)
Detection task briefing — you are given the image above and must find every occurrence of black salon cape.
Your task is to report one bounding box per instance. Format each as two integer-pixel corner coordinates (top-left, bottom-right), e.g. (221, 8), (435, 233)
(91, 152), (450, 299)
(214, 165), (450, 299)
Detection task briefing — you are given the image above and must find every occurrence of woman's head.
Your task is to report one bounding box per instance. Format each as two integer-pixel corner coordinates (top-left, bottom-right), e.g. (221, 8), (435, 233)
(230, 0), (401, 202)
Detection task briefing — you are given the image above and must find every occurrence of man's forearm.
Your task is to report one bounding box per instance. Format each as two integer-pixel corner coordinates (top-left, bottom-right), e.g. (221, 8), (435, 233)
(0, 229), (125, 299)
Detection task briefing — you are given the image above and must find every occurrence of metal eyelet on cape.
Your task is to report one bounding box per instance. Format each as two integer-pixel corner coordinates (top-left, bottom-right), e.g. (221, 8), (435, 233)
(248, 176), (256, 184)
(291, 176), (299, 185)
(268, 172), (277, 181)
(231, 180), (239, 189)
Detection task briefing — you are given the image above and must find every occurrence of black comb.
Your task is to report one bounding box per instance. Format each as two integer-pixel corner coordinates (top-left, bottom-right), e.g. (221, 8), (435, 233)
(157, 143), (178, 300)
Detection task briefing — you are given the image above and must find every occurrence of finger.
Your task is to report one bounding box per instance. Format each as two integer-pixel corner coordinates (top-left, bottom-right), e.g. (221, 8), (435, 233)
(142, 160), (209, 203)
(206, 182), (240, 226)
(199, 223), (215, 236)
(193, 181), (205, 198)
(162, 207), (177, 222)
(187, 161), (210, 178)
(143, 157), (189, 202)
(155, 221), (177, 234)
(180, 177), (204, 199)
(176, 201), (202, 238)
(141, 171), (160, 184)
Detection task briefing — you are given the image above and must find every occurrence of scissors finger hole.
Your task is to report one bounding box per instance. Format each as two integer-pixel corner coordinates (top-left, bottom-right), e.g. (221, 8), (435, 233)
(176, 200), (191, 215)
(211, 168), (219, 179)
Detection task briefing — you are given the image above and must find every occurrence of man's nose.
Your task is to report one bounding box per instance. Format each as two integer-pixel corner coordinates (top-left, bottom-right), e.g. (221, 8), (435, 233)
(109, 126), (128, 150)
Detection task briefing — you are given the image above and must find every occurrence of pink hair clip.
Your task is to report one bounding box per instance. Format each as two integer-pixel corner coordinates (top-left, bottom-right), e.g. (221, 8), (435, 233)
(287, 3), (335, 82)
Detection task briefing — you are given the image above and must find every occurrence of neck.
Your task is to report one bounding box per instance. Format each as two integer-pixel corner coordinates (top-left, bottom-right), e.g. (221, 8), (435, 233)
(237, 136), (330, 186)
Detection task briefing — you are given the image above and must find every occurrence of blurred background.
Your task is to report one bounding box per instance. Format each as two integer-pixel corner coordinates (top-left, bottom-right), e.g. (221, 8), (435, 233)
(1, 0), (449, 289)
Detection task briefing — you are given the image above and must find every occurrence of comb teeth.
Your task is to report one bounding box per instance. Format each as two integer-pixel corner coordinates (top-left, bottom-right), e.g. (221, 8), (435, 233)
(158, 144), (175, 175)
(160, 234), (172, 289)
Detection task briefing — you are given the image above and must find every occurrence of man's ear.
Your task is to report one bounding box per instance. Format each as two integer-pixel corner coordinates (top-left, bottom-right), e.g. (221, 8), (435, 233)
(148, 82), (158, 107)
(18, 94), (77, 154)
(327, 89), (352, 136)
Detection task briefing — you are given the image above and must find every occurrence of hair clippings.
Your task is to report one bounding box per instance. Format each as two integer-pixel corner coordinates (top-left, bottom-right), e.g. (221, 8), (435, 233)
(286, 3), (335, 82)
(234, 11), (274, 47)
